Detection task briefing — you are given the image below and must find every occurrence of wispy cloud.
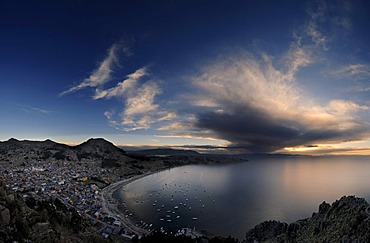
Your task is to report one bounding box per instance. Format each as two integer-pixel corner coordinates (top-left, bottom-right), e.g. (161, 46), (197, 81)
(93, 67), (148, 100)
(60, 43), (121, 96)
(333, 64), (370, 79)
(301, 0), (353, 51)
(304, 0), (329, 50)
(94, 67), (176, 131)
(17, 104), (52, 115)
(60, 40), (177, 131)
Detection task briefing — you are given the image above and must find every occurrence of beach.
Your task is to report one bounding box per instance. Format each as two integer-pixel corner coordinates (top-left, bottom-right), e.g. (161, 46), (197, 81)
(100, 170), (163, 237)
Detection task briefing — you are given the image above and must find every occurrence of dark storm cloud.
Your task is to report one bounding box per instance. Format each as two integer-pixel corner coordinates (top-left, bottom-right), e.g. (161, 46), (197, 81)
(195, 107), (369, 153)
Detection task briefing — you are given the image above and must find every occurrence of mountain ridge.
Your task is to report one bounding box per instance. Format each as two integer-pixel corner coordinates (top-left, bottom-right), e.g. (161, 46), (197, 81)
(0, 137), (131, 168)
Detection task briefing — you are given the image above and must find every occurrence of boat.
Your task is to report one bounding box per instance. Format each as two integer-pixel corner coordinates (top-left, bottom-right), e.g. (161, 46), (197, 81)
(167, 219), (172, 222)
(176, 215), (180, 219)
(174, 206), (179, 209)
(192, 217), (198, 220)
(160, 218), (164, 221)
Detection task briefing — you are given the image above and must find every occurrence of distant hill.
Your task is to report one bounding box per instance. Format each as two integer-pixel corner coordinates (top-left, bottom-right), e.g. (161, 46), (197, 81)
(129, 148), (200, 156)
(74, 138), (130, 167)
(0, 137), (131, 168)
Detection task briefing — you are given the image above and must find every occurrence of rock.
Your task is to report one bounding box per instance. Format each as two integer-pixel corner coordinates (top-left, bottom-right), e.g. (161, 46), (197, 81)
(318, 201), (330, 214)
(246, 196), (370, 243)
(246, 220), (288, 242)
(6, 194), (14, 204)
(0, 208), (10, 226)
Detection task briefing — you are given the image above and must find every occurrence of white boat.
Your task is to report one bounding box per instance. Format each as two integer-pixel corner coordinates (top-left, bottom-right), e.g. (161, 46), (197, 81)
(174, 206), (179, 209)
(176, 215), (180, 219)
(167, 219), (172, 222)
(192, 217), (198, 220)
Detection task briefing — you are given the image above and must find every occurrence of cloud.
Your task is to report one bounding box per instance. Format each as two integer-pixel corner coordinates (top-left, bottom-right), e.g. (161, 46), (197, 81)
(304, 0), (329, 50)
(301, 0), (353, 51)
(60, 43), (121, 96)
(9, 103), (52, 115)
(124, 82), (160, 116)
(172, 0), (369, 153)
(334, 64), (370, 93)
(60, 40), (176, 131)
(93, 67), (148, 99)
(93, 67), (176, 131)
(333, 64), (370, 79)
(121, 81), (162, 130)
(188, 51), (369, 153)
(21, 105), (51, 115)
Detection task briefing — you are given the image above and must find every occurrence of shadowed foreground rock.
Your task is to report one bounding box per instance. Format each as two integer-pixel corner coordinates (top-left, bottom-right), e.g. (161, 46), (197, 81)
(246, 196), (370, 242)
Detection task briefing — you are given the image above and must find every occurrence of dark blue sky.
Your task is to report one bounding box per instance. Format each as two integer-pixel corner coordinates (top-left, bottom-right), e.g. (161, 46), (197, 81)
(1, 0), (370, 155)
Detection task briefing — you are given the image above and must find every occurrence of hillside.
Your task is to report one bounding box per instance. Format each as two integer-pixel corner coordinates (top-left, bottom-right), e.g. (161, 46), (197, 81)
(0, 137), (131, 169)
(0, 177), (106, 242)
(245, 196), (370, 242)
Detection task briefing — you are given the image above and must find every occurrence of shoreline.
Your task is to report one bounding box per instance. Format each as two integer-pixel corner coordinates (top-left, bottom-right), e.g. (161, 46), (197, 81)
(99, 161), (247, 238)
(100, 169), (167, 237)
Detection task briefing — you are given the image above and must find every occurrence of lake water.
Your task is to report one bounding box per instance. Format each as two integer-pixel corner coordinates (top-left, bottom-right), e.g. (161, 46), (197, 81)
(115, 156), (370, 239)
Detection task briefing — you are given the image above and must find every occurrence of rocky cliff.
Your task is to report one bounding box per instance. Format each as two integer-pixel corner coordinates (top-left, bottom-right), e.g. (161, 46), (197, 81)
(245, 196), (370, 242)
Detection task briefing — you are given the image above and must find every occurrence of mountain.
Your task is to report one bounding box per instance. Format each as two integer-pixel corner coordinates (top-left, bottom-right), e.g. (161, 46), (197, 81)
(0, 138), (131, 168)
(73, 138), (131, 167)
(129, 148), (200, 156)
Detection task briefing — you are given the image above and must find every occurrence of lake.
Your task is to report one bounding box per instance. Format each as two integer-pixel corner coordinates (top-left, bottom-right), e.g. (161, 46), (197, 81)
(115, 156), (370, 239)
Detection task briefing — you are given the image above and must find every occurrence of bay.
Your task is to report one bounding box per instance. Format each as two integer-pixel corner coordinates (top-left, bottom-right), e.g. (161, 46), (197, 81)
(115, 156), (370, 239)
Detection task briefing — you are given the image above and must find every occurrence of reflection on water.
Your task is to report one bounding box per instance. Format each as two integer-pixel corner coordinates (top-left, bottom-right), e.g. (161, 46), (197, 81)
(115, 156), (370, 239)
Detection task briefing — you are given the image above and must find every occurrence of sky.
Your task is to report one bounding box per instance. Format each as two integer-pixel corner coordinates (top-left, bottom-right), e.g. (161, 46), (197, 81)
(1, 0), (370, 155)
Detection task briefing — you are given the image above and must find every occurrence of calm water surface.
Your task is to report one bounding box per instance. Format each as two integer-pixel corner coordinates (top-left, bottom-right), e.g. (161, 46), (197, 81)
(115, 156), (370, 239)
